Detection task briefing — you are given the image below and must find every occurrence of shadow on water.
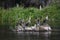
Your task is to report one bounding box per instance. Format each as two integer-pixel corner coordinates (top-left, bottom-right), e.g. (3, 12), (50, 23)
(0, 29), (60, 40)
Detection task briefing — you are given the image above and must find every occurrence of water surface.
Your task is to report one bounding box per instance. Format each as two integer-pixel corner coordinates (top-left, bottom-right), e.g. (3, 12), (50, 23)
(0, 29), (60, 40)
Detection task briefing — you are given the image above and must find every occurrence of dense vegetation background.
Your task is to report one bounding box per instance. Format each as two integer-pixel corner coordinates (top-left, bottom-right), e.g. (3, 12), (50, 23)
(0, 0), (60, 29)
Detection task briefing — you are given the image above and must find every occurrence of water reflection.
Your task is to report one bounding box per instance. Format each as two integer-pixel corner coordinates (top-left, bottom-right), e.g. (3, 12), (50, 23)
(0, 29), (60, 40)
(0, 31), (51, 40)
(14, 31), (51, 40)
(39, 31), (51, 40)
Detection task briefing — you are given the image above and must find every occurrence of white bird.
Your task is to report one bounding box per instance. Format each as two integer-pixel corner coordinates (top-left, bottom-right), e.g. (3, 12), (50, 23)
(39, 24), (52, 31)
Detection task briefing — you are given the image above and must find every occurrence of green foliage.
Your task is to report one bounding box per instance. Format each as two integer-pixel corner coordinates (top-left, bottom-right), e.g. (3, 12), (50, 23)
(0, 2), (60, 28)
(0, 7), (42, 27)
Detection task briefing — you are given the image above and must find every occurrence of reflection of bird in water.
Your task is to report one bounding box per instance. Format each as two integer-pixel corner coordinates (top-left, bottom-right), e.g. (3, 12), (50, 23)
(39, 31), (51, 40)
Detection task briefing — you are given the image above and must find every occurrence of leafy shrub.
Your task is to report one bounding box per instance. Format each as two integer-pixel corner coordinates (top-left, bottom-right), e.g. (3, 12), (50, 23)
(0, 2), (60, 28)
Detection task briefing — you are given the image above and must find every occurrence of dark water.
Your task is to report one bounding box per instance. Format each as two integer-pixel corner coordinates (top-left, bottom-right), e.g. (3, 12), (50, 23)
(0, 30), (60, 40)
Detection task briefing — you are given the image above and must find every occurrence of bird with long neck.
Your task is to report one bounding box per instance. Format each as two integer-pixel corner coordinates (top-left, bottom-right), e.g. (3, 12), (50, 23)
(20, 17), (31, 30)
(28, 16), (31, 23)
(40, 14), (52, 31)
(35, 18), (41, 27)
(43, 14), (49, 24)
(24, 17), (31, 26)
